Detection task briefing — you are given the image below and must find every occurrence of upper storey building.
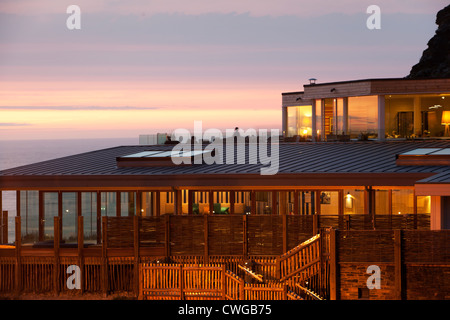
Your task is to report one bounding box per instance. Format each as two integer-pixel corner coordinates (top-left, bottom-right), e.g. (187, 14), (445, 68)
(282, 78), (450, 141)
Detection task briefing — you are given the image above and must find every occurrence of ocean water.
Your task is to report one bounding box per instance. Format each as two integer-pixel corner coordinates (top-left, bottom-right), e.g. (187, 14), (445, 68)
(0, 138), (138, 243)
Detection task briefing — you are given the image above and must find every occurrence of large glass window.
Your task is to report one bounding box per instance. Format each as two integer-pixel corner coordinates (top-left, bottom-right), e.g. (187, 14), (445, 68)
(385, 94), (450, 139)
(286, 105), (313, 140)
(375, 189), (390, 215)
(319, 191), (339, 215)
(343, 189), (365, 214)
(120, 192), (136, 216)
(348, 96), (378, 139)
(298, 191), (315, 215)
(392, 189), (414, 215)
(20, 191), (39, 243)
(417, 196), (431, 214)
(81, 192), (97, 243)
(233, 192), (251, 214)
(255, 192), (272, 214)
(101, 192), (116, 216)
(141, 192), (153, 216)
(43, 192), (58, 241)
(62, 192), (77, 243)
(160, 191), (174, 215)
(212, 192), (230, 214)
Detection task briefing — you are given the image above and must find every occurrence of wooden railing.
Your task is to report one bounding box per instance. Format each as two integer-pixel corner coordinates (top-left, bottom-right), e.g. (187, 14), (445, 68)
(139, 264), (225, 300)
(276, 234), (321, 282)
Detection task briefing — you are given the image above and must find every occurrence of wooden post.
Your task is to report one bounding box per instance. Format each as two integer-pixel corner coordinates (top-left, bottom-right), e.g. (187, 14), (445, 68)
(313, 214), (318, 235)
(329, 228), (338, 300)
(221, 264), (226, 299)
(315, 191), (321, 215)
(165, 214), (171, 258)
(188, 190), (193, 215)
(243, 215), (248, 259)
(272, 191), (277, 215)
(239, 277), (245, 300)
(15, 216), (21, 294)
(283, 284), (288, 300)
(54, 216), (61, 294)
(77, 215), (84, 293)
(394, 229), (403, 300)
(413, 191), (418, 229)
(39, 191), (44, 241)
(134, 215), (140, 295)
(275, 257), (281, 279)
(173, 189), (182, 215)
(96, 191), (102, 244)
(251, 191), (256, 215)
(155, 191), (161, 217)
(204, 214), (209, 264)
(179, 265), (184, 300)
(282, 214), (287, 253)
(2, 211), (8, 244)
(209, 191), (214, 214)
(229, 191), (235, 215)
(338, 190), (343, 215)
(102, 216), (108, 296)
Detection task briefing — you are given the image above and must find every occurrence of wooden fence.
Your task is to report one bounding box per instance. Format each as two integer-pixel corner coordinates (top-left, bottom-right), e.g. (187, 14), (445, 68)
(330, 229), (450, 300)
(105, 214), (430, 258)
(1, 213), (445, 300)
(139, 265), (302, 300)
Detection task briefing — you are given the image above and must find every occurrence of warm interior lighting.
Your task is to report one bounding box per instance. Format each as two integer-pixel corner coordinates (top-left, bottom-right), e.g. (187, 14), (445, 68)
(345, 192), (353, 209)
(442, 111), (450, 136)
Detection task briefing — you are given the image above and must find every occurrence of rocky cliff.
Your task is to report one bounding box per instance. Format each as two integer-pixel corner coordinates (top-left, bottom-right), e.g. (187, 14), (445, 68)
(407, 5), (450, 79)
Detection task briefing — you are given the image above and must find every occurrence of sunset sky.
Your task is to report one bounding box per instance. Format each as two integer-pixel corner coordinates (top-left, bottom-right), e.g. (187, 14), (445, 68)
(0, 0), (448, 140)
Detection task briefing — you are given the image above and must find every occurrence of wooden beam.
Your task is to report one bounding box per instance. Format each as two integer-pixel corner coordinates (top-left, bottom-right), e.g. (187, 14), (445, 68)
(272, 191), (277, 215)
(293, 190), (299, 215)
(2, 211), (7, 244)
(116, 191), (121, 216)
(204, 214), (209, 264)
(251, 191), (256, 215)
(39, 191), (44, 242)
(243, 215), (248, 259)
(188, 190), (193, 215)
(54, 216), (61, 294)
(102, 216), (108, 296)
(329, 228), (338, 300)
(229, 191), (235, 215)
(133, 215), (139, 295)
(97, 191), (101, 244)
(394, 229), (403, 300)
(282, 214), (287, 253)
(77, 215), (84, 293)
(15, 216), (21, 294)
(165, 214), (170, 257)
(155, 191), (161, 217)
(209, 191), (214, 215)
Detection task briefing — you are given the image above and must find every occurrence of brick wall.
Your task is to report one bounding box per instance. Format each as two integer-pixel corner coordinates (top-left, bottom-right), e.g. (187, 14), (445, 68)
(339, 263), (396, 300)
(405, 265), (450, 300)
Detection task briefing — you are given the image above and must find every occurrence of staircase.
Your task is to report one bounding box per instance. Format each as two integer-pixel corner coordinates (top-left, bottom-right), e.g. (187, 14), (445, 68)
(236, 233), (325, 300)
(139, 232), (328, 300)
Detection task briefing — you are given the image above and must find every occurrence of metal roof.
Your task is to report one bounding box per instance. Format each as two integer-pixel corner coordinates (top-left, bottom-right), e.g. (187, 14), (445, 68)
(1, 140), (450, 188)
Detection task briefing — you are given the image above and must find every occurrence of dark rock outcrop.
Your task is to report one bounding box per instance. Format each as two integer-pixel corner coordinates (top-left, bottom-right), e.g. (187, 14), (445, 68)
(407, 5), (450, 79)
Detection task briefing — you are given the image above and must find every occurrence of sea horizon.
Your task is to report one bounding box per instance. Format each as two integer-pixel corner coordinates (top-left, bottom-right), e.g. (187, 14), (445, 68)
(0, 137), (139, 243)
